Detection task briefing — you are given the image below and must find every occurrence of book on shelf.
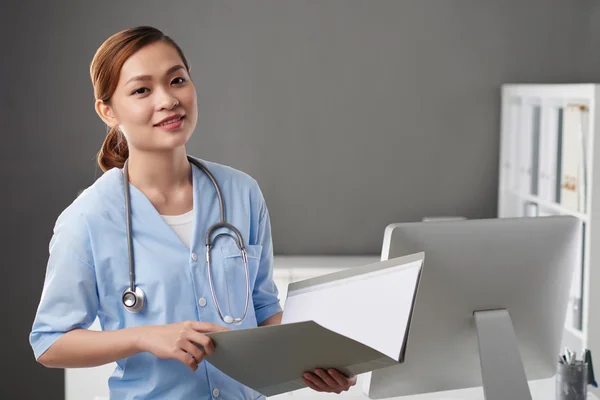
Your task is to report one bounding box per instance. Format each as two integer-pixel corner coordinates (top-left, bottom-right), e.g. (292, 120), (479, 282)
(537, 106), (561, 203)
(518, 104), (535, 195)
(559, 104), (588, 213)
(501, 101), (520, 192)
(509, 102), (521, 193)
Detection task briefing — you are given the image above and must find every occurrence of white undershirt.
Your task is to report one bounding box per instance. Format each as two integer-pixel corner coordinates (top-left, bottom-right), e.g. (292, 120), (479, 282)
(119, 169), (195, 248)
(160, 209), (194, 249)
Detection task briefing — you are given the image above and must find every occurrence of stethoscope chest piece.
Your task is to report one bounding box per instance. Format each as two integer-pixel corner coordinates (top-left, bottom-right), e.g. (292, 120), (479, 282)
(122, 286), (146, 313)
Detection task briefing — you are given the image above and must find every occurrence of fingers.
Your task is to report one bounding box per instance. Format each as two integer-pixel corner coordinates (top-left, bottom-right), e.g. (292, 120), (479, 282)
(303, 372), (329, 392)
(327, 369), (355, 391)
(182, 330), (215, 356)
(186, 320), (230, 333)
(177, 336), (205, 364)
(175, 349), (199, 372)
(171, 321), (231, 372)
(314, 369), (344, 392)
(349, 374), (358, 386)
(302, 369), (357, 393)
(302, 376), (324, 392)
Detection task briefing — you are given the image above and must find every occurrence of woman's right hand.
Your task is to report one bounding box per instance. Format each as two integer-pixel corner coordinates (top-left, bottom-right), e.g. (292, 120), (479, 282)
(137, 321), (230, 371)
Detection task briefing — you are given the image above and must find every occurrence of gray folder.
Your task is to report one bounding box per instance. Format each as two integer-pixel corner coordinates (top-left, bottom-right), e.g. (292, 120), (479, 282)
(205, 252), (424, 397)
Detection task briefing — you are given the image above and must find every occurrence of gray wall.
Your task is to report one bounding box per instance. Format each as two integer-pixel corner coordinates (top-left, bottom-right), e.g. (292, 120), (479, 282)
(582, 1), (600, 77)
(2, 1), (599, 398)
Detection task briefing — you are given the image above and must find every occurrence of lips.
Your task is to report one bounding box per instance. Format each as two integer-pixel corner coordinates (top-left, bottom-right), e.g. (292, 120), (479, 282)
(154, 114), (184, 127)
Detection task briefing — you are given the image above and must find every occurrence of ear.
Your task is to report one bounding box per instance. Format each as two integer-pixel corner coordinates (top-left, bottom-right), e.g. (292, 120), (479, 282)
(95, 99), (119, 128)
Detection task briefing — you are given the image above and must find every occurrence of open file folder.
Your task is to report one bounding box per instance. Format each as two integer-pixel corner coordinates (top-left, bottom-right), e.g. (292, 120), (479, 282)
(205, 252), (424, 397)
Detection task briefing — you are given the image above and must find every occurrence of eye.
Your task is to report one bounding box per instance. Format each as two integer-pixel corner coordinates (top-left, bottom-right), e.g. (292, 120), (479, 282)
(172, 77), (187, 85)
(131, 87), (149, 95)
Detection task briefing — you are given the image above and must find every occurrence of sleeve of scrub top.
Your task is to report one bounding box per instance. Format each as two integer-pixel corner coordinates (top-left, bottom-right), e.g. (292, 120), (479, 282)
(252, 187), (283, 324)
(29, 212), (99, 361)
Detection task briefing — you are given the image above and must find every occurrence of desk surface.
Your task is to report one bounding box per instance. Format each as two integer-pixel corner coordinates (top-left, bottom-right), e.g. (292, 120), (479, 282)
(380, 377), (599, 400)
(274, 377), (599, 399)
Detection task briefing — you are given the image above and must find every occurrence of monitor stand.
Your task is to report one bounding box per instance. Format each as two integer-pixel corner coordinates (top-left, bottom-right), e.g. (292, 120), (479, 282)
(474, 309), (533, 400)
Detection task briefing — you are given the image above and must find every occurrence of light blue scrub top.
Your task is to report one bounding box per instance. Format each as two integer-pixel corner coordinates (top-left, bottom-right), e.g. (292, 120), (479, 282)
(30, 158), (282, 400)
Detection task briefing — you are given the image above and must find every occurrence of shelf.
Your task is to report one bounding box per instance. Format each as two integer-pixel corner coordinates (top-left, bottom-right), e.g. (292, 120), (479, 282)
(500, 85), (599, 395)
(564, 325), (586, 342)
(507, 190), (589, 223)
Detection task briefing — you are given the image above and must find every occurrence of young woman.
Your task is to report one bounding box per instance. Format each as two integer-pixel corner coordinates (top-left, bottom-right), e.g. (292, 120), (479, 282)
(29, 26), (356, 399)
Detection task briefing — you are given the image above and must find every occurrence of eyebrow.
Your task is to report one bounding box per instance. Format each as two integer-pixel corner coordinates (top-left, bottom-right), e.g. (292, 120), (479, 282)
(125, 65), (186, 85)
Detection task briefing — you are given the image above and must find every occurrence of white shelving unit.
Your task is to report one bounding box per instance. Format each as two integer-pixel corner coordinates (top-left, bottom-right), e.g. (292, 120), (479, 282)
(498, 84), (600, 397)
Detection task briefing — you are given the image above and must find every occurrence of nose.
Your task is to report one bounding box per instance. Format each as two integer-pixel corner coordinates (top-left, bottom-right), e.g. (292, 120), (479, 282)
(156, 88), (179, 111)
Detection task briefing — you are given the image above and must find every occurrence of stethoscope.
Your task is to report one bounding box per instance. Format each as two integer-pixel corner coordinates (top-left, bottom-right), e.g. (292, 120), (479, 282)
(121, 155), (251, 325)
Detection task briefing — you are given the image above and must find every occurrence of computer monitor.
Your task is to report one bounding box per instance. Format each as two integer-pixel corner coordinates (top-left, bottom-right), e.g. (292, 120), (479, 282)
(363, 216), (582, 400)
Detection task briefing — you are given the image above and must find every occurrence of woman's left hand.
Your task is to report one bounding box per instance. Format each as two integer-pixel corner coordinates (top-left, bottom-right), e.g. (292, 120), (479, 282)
(302, 368), (357, 394)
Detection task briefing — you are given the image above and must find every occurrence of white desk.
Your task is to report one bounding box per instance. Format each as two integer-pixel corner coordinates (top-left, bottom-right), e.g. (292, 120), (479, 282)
(271, 376), (599, 399)
(89, 378), (599, 400)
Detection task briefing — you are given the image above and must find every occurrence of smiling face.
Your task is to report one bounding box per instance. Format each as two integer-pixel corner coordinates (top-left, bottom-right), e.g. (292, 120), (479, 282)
(95, 40), (198, 154)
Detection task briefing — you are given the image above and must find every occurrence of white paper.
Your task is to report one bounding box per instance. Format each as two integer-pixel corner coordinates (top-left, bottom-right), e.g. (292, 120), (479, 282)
(282, 259), (422, 361)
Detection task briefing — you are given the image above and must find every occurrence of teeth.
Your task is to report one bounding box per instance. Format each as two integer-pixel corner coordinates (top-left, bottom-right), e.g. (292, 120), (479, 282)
(157, 116), (182, 126)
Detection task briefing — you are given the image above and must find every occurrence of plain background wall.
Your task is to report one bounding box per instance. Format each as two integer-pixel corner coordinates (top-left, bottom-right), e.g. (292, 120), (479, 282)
(2, 1), (600, 398)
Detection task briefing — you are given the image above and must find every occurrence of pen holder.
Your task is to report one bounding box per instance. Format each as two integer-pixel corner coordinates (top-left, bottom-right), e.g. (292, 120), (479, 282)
(556, 361), (588, 400)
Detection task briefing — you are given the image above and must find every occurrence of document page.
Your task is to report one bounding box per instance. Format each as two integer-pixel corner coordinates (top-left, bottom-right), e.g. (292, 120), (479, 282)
(282, 255), (422, 361)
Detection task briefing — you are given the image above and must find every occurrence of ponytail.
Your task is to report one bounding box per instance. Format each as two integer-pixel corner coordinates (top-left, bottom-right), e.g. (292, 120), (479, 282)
(97, 126), (128, 172)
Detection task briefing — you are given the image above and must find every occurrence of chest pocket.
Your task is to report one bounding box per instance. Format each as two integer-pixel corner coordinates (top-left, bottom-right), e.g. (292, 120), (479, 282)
(211, 240), (263, 324)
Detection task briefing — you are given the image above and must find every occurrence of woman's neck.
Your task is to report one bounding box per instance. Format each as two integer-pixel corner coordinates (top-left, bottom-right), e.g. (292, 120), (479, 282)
(125, 148), (192, 198)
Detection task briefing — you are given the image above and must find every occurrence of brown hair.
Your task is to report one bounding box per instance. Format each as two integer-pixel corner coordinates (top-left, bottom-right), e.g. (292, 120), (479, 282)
(90, 26), (191, 172)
